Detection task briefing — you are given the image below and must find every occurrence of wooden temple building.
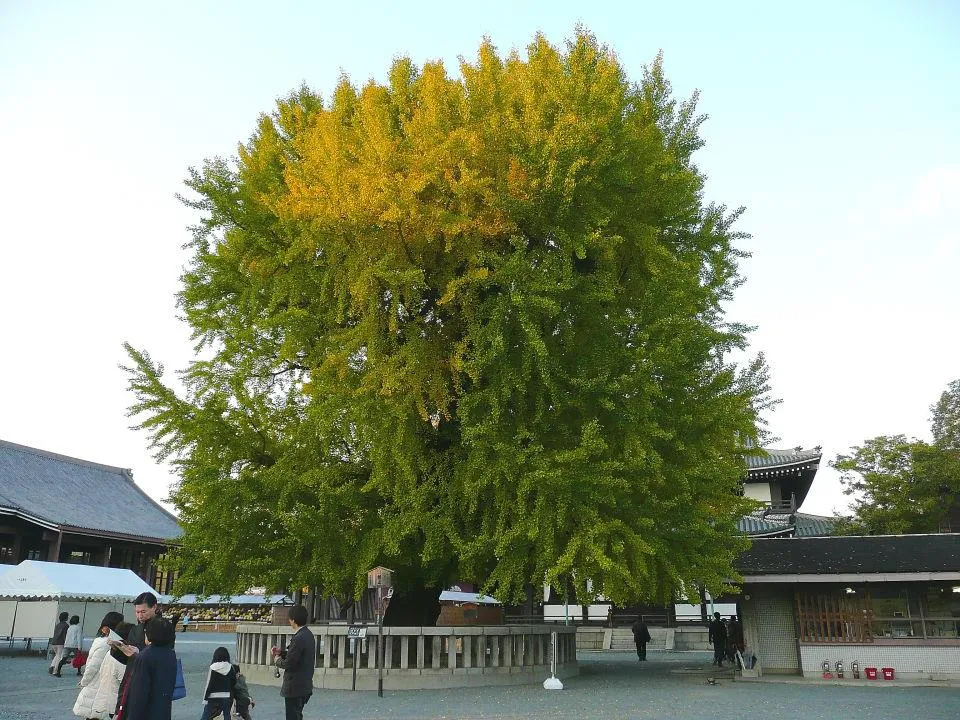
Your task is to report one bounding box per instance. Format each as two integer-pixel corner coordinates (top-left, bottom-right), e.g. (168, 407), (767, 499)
(0, 439), (182, 593)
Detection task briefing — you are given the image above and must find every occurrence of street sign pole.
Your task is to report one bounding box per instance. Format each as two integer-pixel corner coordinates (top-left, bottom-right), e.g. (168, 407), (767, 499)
(348, 626), (366, 691)
(377, 613), (384, 697)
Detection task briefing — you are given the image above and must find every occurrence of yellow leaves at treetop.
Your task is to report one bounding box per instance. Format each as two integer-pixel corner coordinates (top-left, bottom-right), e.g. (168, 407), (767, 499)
(272, 31), (632, 274)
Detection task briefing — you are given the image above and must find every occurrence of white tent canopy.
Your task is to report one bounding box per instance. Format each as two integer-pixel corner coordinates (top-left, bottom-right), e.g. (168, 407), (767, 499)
(0, 560), (156, 601)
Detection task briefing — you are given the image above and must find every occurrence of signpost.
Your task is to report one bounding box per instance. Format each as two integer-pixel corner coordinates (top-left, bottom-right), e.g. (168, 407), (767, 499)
(348, 626), (367, 690)
(377, 585), (394, 697)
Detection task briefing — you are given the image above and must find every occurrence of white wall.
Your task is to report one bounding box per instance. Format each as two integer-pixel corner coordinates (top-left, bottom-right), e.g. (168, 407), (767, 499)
(543, 603), (609, 621)
(743, 482), (772, 503)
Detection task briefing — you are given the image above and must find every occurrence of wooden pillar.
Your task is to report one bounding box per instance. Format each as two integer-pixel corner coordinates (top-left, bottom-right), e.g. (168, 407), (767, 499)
(11, 532), (23, 563)
(46, 529), (62, 562)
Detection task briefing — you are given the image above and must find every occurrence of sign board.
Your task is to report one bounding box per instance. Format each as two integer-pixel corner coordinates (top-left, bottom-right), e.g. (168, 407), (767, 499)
(347, 626), (367, 639)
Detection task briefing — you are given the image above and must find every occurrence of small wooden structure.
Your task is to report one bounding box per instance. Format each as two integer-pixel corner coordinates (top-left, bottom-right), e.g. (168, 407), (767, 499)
(436, 591), (504, 626)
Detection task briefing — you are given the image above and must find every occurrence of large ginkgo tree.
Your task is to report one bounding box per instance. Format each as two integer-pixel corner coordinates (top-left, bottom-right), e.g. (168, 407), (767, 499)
(125, 31), (772, 606)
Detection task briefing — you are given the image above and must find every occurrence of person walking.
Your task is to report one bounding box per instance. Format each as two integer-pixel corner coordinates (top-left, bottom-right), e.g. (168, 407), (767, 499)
(181, 613), (190, 633)
(119, 617), (177, 720)
(727, 615), (745, 665)
(72, 611), (124, 718)
(57, 615), (83, 676)
(270, 606), (315, 720)
(200, 647), (237, 720)
(207, 663), (254, 720)
(50, 611), (70, 676)
(708, 611), (727, 666)
(631, 617), (652, 661)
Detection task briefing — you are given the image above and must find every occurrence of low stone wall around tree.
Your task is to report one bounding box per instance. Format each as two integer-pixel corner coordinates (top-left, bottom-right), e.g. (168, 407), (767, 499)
(236, 623), (578, 690)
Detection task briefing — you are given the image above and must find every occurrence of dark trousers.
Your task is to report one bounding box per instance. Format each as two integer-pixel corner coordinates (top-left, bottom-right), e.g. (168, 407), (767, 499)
(285, 694), (310, 720)
(635, 640), (647, 660)
(713, 643), (725, 665)
(201, 697), (233, 720)
(235, 702), (253, 720)
(56, 648), (80, 675)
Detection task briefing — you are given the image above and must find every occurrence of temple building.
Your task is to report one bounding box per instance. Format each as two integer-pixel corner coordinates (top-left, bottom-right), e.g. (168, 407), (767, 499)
(737, 446), (837, 538)
(0, 439), (182, 592)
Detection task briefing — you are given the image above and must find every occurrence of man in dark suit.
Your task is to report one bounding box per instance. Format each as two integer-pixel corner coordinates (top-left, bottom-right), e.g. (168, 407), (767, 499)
(631, 617), (652, 661)
(271, 605), (316, 720)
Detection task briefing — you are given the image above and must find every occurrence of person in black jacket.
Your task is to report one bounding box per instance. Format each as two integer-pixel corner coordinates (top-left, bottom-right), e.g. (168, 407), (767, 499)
(270, 606), (315, 720)
(708, 612), (728, 666)
(49, 611), (70, 676)
(200, 647), (237, 720)
(120, 617), (177, 720)
(127, 592), (160, 651)
(631, 618), (652, 661)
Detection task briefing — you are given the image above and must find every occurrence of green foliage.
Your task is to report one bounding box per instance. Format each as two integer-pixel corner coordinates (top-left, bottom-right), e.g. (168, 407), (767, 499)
(125, 31), (770, 603)
(932, 379), (960, 453)
(832, 380), (960, 535)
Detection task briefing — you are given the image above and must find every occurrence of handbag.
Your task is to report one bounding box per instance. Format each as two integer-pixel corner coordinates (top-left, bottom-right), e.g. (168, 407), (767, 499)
(172, 658), (186, 700)
(71, 650), (88, 669)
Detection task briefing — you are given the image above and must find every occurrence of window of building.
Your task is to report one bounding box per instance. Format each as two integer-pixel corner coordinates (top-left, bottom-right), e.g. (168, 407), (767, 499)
(796, 589), (873, 643)
(798, 584), (960, 642)
(25, 549), (42, 560)
(67, 550), (92, 565)
(920, 585), (960, 638)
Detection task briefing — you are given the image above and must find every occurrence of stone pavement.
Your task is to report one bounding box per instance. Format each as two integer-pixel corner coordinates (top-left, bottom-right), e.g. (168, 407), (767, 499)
(2, 634), (959, 719)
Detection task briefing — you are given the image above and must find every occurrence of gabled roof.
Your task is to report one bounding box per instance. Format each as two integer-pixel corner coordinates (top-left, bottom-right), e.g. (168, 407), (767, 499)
(0, 439), (181, 543)
(0, 560), (156, 600)
(737, 534), (960, 579)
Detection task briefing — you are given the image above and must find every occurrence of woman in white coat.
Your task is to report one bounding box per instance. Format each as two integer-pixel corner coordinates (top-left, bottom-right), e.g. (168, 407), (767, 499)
(89, 621), (134, 720)
(72, 612), (124, 719)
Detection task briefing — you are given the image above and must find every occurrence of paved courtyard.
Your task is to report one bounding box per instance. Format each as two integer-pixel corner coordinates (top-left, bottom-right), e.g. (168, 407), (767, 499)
(2, 635), (959, 719)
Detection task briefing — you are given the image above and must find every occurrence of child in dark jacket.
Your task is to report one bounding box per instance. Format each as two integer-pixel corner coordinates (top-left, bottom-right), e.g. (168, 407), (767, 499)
(200, 647), (237, 720)
(232, 664), (255, 720)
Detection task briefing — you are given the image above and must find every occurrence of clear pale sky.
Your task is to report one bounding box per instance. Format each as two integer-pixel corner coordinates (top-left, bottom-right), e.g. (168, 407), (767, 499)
(2, 1), (957, 516)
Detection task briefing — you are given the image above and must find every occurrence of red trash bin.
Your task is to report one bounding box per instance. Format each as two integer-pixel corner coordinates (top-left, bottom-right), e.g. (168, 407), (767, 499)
(882, 667), (895, 680)
(865, 667), (878, 679)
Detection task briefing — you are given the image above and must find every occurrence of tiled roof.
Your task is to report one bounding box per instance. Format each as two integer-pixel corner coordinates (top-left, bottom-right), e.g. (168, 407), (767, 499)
(737, 515), (791, 536)
(736, 534), (960, 576)
(746, 447), (822, 471)
(0, 439), (182, 543)
(739, 512), (839, 538)
(793, 513), (839, 538)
